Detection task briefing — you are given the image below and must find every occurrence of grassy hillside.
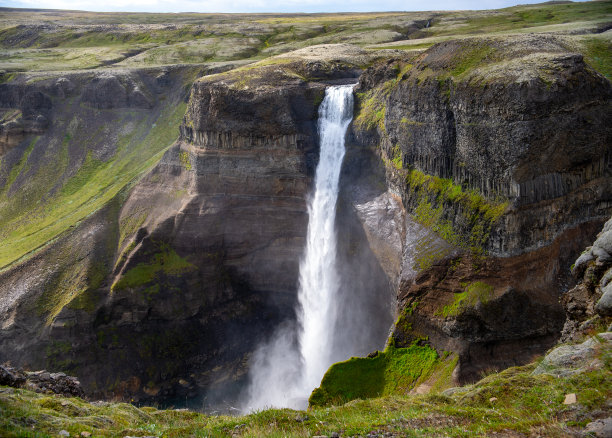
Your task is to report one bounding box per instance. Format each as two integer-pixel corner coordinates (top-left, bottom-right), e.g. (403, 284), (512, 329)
(0, 68), (200, 269)
(0, 1), (610, 71)
(0, 349), (609, 437)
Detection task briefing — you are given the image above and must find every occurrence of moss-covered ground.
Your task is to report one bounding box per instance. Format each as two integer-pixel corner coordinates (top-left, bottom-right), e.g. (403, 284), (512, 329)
(436, 281), (495, 318)
(309, 343), (440, 407)
(0, 347), (609, 437)
(0, 1), (610, 71)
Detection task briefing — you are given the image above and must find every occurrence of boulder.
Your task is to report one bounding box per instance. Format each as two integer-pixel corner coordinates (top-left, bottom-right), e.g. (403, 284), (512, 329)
(533, 332), (612, 377)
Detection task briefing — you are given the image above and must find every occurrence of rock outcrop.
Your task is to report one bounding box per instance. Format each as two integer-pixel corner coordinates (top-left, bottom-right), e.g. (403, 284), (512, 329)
(533, 331), (611, 378)
(561, 216), (612, 341)
(0, 365), (84, 397)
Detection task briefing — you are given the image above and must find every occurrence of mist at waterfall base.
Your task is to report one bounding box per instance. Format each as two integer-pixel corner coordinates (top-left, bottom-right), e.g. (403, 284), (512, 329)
(240, 85), (394, 412)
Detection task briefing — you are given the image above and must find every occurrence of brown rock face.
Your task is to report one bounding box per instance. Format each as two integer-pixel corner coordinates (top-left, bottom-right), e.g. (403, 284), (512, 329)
(392, 222), (604, 383)
(99, 68), (326, 402)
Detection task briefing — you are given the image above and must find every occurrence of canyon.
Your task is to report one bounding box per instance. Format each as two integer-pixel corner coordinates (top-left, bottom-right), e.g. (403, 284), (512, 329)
(0, 3), (610, 432)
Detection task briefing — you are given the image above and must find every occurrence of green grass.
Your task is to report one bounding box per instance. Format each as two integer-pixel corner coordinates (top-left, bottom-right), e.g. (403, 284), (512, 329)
(309, 343), (439, 407)
(437, 281), (495, 317)
(0, 1), (610, 71)
(178, 151), (192, 170)
(425, 1), (612, 38)
(448, 43), (495, 78)
(1, 136), (38, 194)
(405, 168), (508, 253)
(0, 344), (609, 437)
(354, 91), (386, 131)
(0, 101), (187, 270)
(112, 242), (195, 291)
(582, 37), (612, 80)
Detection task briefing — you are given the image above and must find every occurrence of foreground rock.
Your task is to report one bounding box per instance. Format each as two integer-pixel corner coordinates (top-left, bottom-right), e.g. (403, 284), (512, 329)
(561, 216), (612, 342)
(0, 365), (83, 397)
(533, 332), (612, 377)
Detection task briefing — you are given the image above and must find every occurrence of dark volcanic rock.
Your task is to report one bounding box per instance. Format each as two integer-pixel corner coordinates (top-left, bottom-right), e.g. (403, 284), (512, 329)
(391, 222), (602, 383)
(81, 73), (153, 109)
(0, 365), (84, 397)
(353, 35), (611, 256)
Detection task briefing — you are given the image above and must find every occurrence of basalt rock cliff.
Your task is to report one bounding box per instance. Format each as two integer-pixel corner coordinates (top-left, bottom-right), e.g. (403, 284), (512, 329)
(350, 35), (611, 383)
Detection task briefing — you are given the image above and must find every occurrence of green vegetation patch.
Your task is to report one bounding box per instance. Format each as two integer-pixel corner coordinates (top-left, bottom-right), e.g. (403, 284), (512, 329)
(113, 243), (195, 291)
(354, 90), (386, 131)
(437, 281), (495, 317)
(447, 43), (495, 78)
(2, 136), (38, 195)
(424, 1), (612, 38)
(0, 100), (187, 269)
(309, 343), (439, 407)
(0, 343), (610, 437)
(406, 168), (507, 253)
(178, 150), (192, 170)
(581, 37), (612, 80)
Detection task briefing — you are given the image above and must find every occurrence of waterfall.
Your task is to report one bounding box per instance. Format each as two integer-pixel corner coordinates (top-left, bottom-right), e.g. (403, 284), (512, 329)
(298, 84), (354, 390)
(243, 85), (355, 411)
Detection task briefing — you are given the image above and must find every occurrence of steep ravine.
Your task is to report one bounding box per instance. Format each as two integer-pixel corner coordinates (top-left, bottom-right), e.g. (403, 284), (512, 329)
(0, 49), (397, 405)
(0, 36), (609, 409)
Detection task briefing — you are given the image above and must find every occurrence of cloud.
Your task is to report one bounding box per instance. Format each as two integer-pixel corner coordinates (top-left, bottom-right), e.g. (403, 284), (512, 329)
(0, 0), (559, 13)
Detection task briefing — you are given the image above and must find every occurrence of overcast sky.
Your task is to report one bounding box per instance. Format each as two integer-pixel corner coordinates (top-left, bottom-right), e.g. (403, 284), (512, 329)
(0, 0), (585, 13)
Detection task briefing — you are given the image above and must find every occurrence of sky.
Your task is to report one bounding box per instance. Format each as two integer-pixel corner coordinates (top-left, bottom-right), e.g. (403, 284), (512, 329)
(0, 0), (584, 14)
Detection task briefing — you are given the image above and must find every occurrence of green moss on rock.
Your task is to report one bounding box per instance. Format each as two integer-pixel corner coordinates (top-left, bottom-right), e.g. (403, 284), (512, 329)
(437, 281), (495, 317)
(309, 343), (439, 407)
(113, 243), (195, 291)
(405, 168), (507, 254)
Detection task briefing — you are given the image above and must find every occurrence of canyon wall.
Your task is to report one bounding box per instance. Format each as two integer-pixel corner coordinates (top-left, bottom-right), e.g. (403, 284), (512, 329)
(0, 52), (396, 404)
(348, 35), (611, 382)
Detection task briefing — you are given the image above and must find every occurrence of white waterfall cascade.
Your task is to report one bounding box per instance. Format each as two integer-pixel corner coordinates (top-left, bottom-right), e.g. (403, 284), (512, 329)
(243, 84), (355, 411)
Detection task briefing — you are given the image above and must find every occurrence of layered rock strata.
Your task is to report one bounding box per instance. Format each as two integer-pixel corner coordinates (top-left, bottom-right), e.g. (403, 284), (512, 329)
(350, 35), (612, 383)
(0, 50), (393, 404)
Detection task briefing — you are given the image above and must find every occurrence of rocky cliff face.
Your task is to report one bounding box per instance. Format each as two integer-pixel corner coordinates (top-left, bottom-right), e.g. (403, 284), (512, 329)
(0, 64), (205, 401)
(561, 216), (612, 342)
(349, 34), (611, 383)
(0, 49), (395, 404)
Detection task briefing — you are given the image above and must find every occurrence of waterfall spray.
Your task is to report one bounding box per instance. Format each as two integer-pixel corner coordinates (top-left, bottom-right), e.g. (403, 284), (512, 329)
(243, 84), (355, 411)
